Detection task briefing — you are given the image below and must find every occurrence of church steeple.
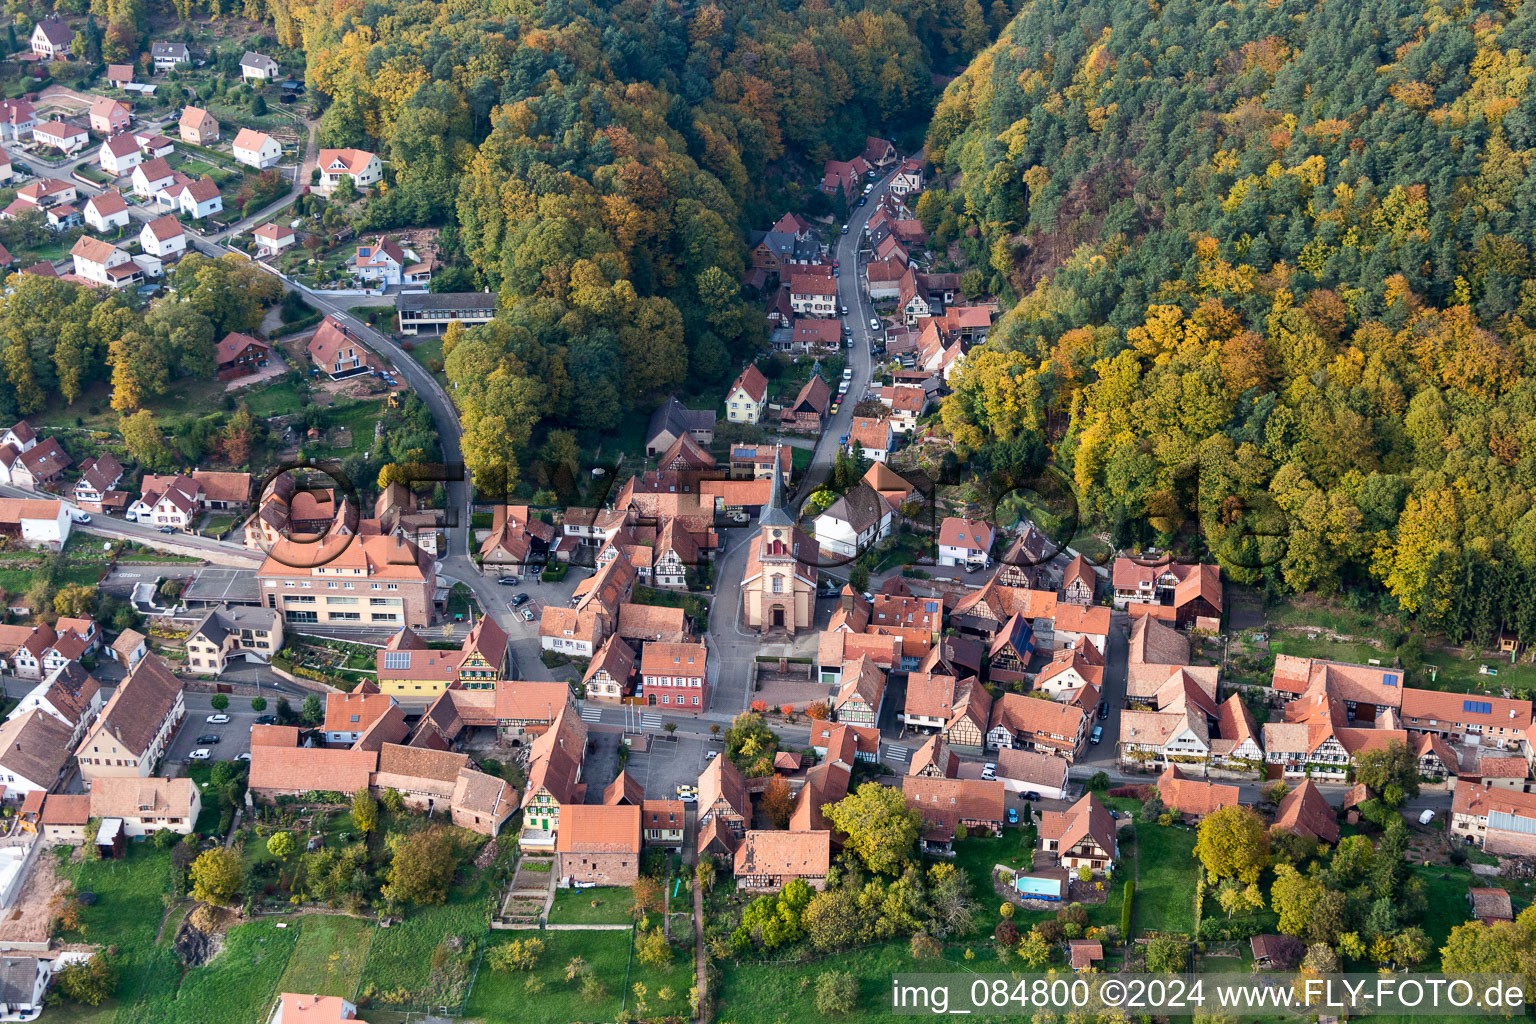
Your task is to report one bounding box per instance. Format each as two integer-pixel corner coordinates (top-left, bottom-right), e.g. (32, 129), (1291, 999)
(759, 444), (792, 528)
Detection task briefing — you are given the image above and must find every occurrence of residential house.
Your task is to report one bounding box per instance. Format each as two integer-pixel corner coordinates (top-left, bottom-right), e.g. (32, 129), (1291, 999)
(582, 635), (635, 703)
(128, 475), (201, 530)
(164, 176), (223, 219)
(0, 498), (69, 546)
(477, 504), (556, 570)
(645, 397), (715, 456)
(833, 655), (886, 726)
(1053, 604), (1112, 655)
(33, 121), (88, 154)
(373, 619), (512, 701)
(139, 214), (186, 259)
(88, 776), (199, 837)
(0, 437), (70, 491)
(557, 804), (641, 885)
(84, 190), (131, 233)
(215, 331), (273, 381)
(908, 735), (958, 778)
(1272, 779), (1340, 844)
(131, 157), (176, 199)
(0, 956), (49, 1018)
(819, 155), (870, 200)
(44, 202), (82, 233)
(780, 373), (832, 434)
(88, 96), (131, 135)
(0, 99), (35, 143)
(254, 221), (296, 256)
(308, 315), (380, 379)
(734, 831), (831, 892)
(539, 549), (635, 657)
(1039, 793), (1118, 873)
(232, 127), (281, 169)
(72, 453), (124, 512)
(69, 236), (139, 289)
(815, 482), (894, 561)
(29, 17), (72, 59)
(724, 364), (770, 424)
(520, 707), (587, 835)
(697, 754), (750, 855)
(994, 747), (1070, 800)
(639, 641), (708, 712)
(877, 384), (928, 433)
(98, 133), (142, 175)
(178, 106), (219, 145)
(787, 273), (837, 316)
(354, 236), (407, 285)
(889, 156), (925, 196)
(938, 517), (993, 569)
(1156, 765), (1240, 820)
(642, 799), (685, 849)
(318, 148), (382, 188)
(1062, 555), (1096, 604)
(785, 318), (840, 352)
(0, 710), (73, 801)
(184, 605), (283, 674)
(75, 655), (185, 788)
(862, 137), (897, 167)
(903, 776), (1006, 849)
(152, 40), (191, 69)
(240, 51), (280, 81)
(988, 615), (1039, 686)
(1400, 688), (1531, 750)
(989, 692), (1089, 762)
(847, 415), (895, 462)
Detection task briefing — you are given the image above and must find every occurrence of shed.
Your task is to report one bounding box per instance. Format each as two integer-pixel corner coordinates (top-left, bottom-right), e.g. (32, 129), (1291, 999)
(95, 817), (125, 860)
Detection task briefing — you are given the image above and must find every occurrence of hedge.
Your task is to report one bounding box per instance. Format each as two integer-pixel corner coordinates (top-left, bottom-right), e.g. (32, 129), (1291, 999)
(1122, 879), (1134, 938)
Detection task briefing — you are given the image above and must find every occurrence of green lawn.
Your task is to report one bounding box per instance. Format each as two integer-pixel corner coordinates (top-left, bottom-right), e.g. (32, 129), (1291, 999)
(546, 886), (634, 925)
(1129, 822), (1200, 936)
(1414, 863), (1477, 969)
(275, 914), (375, 997)
(468, 928), (693, 1024)
(242, 378), (307, 418)
(357, 883), (495, 1010)
(0, 564), (103, 598)
(150, 918), (299, 1024)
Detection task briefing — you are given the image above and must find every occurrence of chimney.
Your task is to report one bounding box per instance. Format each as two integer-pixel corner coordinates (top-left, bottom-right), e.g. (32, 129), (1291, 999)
(841, 590), (853, 613)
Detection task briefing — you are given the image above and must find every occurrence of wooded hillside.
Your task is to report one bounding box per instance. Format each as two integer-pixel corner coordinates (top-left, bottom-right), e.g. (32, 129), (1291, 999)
(926, 0), (1536, 641)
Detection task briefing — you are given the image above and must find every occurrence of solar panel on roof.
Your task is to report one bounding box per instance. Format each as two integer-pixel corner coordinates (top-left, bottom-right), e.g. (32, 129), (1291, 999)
(1465, 700), (1493, 715)
(383, 651), (410, 670)
(1383, 673), (1397, 686)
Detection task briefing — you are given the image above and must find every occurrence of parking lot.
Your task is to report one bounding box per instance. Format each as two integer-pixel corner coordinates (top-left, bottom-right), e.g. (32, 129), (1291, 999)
(165, 707), (262, 768)
(621, 731), (723, 803)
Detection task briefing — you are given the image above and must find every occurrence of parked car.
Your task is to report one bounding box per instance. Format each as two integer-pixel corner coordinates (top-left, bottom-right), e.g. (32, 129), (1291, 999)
(869, 317), (880, 331)
(236, 752), (251, 762)
(839, 435), (849, 446)
(497, 576), (520, 586)
(70, 510), (91, 524)
(1007, 807), (1019, 824)
(842, 368), (853, 380)
(840, 304), (848, 315)
(1022, 791), (1042, 802)
(196, 734), (220, 744)
(704, 750), (718, 762)
(188, 748), (211, 760)
(1097, 701), (1110, 721)
(206, 713), (230, 725)
(841, 225), (848, 235)
(520, 608), (534, 621)
(1418, 808), (1436, 825)
(158, 526), (176, 534)
(1090, 725), (1103, 744)
(511, 593), (530, 606)
(254, 715), (278, 726)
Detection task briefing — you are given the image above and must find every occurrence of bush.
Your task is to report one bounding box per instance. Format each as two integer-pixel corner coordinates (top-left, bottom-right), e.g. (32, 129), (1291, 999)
(815, 971), (858, 1016)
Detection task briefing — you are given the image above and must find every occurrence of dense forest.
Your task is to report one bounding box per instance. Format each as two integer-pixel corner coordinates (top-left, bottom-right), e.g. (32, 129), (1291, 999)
(925, 0), (1536, 642)
(268, 0), (1012, 490)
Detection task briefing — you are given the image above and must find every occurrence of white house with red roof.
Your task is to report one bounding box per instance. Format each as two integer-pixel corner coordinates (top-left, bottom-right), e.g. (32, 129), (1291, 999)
(69, 236), (139, 289)
(353, 236), (407, 286)
(231, 127), (281, 169)
(33, 121), (88, 154)
(318, 148), (382, 188)
(846, 415), (895, 463)
(889, 156), (925, 196)
(83, 190), (130, 233)
(725, 364), (769, 424)
(0, 99), (36, 143)
(163, 176), (222, 219)
(253, 221), (295, 256)
(788, 272), (837, 316)
(131, 157), (176, 199)
(938, 517), (994, 569)
(29, 16), (72, 60)
(128, 476), (201, 530)
(98, 133), (142, 175)
(140, 215), (186, 259)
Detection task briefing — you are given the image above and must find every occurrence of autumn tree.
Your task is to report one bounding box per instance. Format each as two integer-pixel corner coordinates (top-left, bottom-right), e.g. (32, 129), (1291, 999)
(189, 848), (244, 905)
(1194, 806), (1271, 884)
(824, 783), (922, 875)
(383, 827), (458, 906)
(760, 775), (794, 828)
(1352, 741), (1420, 807)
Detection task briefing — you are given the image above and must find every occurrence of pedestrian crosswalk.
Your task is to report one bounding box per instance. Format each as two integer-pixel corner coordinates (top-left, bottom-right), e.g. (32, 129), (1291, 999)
(578, 705), (604, 723)
(640, 713), (663, 729)
(885, 743), (911, 762)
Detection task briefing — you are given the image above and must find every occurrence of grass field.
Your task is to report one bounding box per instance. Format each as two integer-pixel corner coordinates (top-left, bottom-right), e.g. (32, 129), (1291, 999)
(468, 928), (693, 1024)
(1128, 823), (1199, 935)
(151, 918), (299, 1024)
(357, 884), (495, 1009)
(275, 914), (375, 997)
(546, 886), (634, 925)
(243, 378), (307, 418)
